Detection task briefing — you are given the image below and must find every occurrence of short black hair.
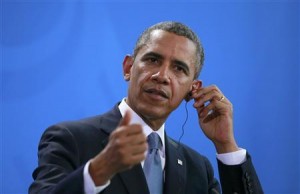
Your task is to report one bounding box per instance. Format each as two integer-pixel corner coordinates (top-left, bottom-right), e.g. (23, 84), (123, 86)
(133, 21), (204, 79)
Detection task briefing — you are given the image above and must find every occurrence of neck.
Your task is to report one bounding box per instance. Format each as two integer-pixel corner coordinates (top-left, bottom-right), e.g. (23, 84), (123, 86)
(138, 113), (165, 131)
(124, 98), (168, 131)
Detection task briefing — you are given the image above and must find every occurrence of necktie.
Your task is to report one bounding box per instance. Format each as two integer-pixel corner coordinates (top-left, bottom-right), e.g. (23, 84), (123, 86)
(143, 132), (163, 194)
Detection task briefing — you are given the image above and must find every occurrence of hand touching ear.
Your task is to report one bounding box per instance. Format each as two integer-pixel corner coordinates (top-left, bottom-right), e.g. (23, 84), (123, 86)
(192, 84), (238, 154)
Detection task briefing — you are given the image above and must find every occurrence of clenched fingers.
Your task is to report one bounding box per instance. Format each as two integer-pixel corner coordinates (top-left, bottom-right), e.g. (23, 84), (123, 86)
(192, 85), (232, 118)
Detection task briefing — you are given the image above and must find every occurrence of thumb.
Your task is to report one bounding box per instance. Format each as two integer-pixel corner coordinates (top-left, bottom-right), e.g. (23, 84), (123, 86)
(118, 110), (131, 127)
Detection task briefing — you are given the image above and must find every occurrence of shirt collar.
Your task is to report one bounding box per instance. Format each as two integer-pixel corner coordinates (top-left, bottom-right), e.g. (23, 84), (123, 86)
(118, 98), (165, 153)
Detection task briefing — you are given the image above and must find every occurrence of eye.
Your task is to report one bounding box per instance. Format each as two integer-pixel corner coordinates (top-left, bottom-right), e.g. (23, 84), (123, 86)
(175, 65), (184, 72)
(174, 65), (188, 75)
(147, 57), (159, 64)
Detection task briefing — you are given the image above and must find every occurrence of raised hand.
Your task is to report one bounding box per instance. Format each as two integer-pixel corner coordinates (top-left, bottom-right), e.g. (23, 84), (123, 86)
(192, 84), (238, 154)
(89, 111), (147, 185)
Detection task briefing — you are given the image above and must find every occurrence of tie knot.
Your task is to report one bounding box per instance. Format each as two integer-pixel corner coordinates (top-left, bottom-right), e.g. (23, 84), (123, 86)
(147, 132), (162, 150)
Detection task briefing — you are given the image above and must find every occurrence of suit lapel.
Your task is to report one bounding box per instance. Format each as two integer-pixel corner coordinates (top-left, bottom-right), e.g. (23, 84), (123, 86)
(119, 165), (149, 194)
(99, 105), (149, 194)
(164, 136), (186, 194)
(99, 104), (123, 135)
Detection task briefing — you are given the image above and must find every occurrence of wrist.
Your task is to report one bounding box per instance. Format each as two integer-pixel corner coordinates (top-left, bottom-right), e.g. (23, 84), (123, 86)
(89, 157), (113, 186)
(214, 141), (239, 154)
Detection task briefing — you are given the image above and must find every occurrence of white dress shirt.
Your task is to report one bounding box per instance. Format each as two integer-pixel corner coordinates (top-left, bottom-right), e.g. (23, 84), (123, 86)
(83, 99), (246, 194)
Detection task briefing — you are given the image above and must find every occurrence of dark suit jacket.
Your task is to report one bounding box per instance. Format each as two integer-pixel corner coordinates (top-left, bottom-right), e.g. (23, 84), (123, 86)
(29, 105), (263, 194)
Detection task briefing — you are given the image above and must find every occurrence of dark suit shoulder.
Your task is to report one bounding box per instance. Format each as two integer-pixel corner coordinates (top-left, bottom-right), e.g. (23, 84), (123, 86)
(54, 104), (121, 134)
(44, 104), (121, 139)
(30, 106), (121, 194)
(39, 115), (106, 156)
(53, 114), (104, 131)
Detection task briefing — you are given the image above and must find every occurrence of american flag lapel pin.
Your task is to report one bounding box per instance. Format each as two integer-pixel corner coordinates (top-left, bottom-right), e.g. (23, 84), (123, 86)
(177, 159), (183, 165)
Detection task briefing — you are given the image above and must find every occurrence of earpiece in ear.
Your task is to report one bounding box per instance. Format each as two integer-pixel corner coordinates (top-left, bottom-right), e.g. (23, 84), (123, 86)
(184, 81), (201, 102)
(185, 84), (195, 102)
(184, 91), (193, 102)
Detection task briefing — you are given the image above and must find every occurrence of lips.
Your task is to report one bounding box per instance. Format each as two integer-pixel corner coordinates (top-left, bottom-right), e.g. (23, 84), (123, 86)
(144, 88), (169, 99)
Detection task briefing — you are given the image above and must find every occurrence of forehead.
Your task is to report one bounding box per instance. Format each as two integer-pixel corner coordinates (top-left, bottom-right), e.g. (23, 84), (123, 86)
(139, 30), (197, 65)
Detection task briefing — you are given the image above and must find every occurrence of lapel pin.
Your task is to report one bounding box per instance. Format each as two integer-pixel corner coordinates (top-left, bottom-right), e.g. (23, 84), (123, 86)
(177, 159), (183, 165)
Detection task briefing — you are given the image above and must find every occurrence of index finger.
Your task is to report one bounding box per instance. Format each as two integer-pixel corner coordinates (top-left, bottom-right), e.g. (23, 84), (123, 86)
(192, 85), (221, 100)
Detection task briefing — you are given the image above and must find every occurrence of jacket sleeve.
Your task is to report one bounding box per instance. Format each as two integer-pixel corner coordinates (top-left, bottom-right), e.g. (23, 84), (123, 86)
(217, 153), (263, 194)
(29, 125), (86, 194)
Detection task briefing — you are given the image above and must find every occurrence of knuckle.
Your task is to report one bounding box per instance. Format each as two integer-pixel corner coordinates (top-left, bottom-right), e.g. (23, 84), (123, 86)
(211, 84), (218, 90)
(114, 139), (125, 149)
(212, 85), (221, 94)
(111, 128), (123, 138)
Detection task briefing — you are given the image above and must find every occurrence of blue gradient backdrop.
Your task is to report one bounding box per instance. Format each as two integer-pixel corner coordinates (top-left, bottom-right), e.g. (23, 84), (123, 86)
(2, 0), (299, 193)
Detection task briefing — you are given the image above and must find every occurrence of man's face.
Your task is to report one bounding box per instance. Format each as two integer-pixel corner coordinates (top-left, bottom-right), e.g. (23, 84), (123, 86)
(124, 30), (198, 128)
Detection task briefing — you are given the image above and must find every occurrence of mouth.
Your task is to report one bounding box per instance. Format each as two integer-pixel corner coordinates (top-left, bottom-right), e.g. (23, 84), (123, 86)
(144, 88), (169, 99)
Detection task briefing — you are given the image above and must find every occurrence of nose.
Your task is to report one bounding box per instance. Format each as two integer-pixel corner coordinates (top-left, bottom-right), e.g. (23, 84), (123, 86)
(150, 65), (170, 84)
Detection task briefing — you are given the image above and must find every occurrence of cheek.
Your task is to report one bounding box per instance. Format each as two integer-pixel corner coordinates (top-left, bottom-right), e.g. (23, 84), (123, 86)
(171, 81), (192, 100)
(130, 69), (151, 92)
(135, 66), (153, 83)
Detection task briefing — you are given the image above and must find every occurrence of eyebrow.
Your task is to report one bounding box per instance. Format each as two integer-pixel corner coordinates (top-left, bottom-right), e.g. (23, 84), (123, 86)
(142, 52), (190, 75)
(142, 52), (163, 60)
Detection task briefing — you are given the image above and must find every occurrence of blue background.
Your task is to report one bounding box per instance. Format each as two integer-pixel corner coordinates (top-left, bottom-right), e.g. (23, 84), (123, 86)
(1, 0), (299, 193)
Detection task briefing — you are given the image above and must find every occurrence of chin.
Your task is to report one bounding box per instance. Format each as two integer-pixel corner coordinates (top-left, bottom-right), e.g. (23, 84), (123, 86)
(138, 105), (170, 120)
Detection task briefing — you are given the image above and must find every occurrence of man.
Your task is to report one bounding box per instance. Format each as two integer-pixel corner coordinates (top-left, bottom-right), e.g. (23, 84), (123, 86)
(29, 21), (263, 194)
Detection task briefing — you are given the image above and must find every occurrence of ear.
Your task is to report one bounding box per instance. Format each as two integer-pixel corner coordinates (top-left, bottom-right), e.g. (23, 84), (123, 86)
(123, 55), (134, 81)
(185, 80), (202, 102)
(190, 80), (202, 92)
